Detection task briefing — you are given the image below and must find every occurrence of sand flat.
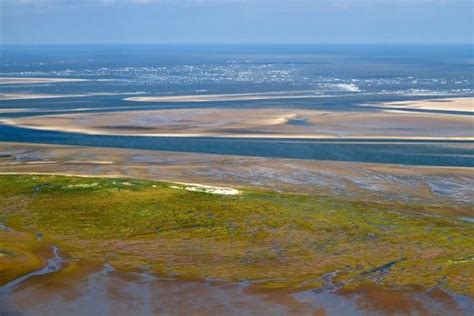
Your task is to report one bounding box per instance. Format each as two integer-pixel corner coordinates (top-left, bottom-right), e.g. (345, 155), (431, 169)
(2, 106), (473, 140)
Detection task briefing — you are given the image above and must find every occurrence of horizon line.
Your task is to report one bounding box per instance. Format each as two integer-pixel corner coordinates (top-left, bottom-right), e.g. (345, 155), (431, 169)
(1, 42), (473, 46)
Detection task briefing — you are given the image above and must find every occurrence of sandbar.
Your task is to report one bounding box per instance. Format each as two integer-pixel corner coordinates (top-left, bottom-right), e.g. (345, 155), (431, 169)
(0, 77), (86, 85)
(2, 105), (472, 140)
(364, 97), (473, 113)
(125, 91), (324, 103)
(0, 93), (87, 101)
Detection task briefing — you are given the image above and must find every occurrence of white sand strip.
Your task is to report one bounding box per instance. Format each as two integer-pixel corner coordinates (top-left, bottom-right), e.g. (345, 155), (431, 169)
(169, 183), (241, 195)
(125, 92), (324, 103)
(363, 97), (473, 113)
(0, 77), (87, 85)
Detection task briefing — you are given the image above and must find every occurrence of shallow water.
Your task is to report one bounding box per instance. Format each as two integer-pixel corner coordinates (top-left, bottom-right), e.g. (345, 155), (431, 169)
(1, 263), (472, 316)
(0, 125), (473, 166)
(0, 44), (473, 167)
(0, 246), (63, 293)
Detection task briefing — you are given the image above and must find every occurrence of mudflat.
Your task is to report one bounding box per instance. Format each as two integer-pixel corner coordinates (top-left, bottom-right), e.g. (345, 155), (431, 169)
(1, 142), (472, 206)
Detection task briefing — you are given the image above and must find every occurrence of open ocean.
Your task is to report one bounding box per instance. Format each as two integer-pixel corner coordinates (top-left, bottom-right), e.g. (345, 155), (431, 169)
(0, 44), (472, 166)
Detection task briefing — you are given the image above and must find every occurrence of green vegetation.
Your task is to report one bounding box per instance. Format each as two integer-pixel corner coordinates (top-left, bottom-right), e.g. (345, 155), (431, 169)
(0, 174), (472, 296)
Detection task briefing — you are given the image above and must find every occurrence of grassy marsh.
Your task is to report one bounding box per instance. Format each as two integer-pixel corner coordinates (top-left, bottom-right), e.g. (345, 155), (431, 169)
(0, 174), (472, 296)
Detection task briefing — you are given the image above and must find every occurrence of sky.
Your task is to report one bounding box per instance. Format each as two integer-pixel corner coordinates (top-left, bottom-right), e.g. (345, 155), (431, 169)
(0, 0), (473, 44)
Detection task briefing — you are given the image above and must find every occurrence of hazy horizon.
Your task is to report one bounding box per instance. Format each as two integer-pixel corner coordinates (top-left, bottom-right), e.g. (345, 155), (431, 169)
(1, 0), (473, 45)
(1, 42), (474, 46)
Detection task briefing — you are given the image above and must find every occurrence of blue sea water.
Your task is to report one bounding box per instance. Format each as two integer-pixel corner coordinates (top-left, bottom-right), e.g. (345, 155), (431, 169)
(0, 44), (472, 166)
